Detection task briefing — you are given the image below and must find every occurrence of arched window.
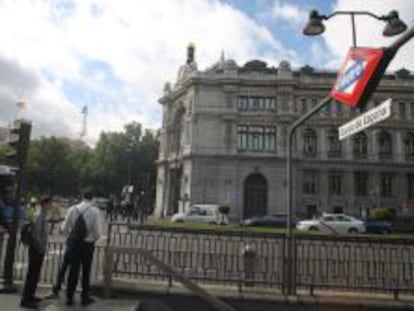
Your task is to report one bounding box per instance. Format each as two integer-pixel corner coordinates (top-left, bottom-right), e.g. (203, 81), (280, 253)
(303, 128), (317, 156)
(378, 131), (392, 158)
(353, 132), (367, 158)
(404, 132), (414, 158)
(327, 129), (341, 157)
(170, 106), (185, 152)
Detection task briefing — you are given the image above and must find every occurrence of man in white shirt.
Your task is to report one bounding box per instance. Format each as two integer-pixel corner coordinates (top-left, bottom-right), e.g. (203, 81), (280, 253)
(61, 188), (103, 306)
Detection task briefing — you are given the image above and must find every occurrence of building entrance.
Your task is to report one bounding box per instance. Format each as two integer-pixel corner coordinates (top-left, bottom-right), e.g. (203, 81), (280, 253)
(243, 173), (267, 219)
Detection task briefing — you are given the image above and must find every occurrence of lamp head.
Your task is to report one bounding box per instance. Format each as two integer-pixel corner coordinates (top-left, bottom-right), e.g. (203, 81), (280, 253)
(303, 10), (325, 36)
(383, 10), (407, 37)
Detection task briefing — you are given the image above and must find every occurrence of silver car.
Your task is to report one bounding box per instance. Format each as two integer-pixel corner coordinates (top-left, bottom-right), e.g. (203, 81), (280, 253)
(171, 204), (228, 225)
(296, 213), (365, 234)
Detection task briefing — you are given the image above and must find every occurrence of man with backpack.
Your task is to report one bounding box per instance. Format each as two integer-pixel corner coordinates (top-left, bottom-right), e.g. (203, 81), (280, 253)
(20, 196), (53, 309)
(61, 188), (103, 306)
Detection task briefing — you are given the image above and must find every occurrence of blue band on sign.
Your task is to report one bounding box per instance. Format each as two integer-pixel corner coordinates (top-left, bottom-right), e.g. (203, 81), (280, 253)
(336, 59), (365, 92)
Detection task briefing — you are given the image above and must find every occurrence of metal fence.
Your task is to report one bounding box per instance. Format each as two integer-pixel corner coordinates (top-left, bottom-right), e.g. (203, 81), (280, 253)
(108, 223), (414, 296)
(295, 235), (414, 294)
(1, 224), (414, 297)
(109, 224), (285, 290)
(0, 233), (105, 286)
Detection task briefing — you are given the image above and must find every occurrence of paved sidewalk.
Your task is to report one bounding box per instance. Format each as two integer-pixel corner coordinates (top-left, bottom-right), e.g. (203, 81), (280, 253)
(0, 288), (138, 311)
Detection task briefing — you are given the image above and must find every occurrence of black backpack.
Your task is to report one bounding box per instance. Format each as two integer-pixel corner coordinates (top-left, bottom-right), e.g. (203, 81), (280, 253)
(69, 207), (88, 241)
(21, 222), (34, 246)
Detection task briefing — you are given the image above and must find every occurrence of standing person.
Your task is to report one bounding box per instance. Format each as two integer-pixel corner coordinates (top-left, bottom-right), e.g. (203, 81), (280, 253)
(20, 196), (53, 309)
(62, 188), (103, 306)
(49, 236), (73, 297)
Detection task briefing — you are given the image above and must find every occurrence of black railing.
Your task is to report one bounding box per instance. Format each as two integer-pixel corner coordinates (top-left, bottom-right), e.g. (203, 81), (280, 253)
(0, 234), (105, 286)
(107, 223), (414, 296)
(1, 224), (413, 297)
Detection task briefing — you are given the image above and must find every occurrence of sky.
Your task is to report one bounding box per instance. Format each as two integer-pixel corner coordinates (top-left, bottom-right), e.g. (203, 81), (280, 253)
(0, 0), (413, 145)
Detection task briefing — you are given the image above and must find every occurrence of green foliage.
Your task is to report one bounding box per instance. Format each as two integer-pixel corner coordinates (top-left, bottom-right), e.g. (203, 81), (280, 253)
(24, 122), (159, 209)
(370, 208), (393, 221)
(0, 145), (12, 162)
(218, 204), (230, 215)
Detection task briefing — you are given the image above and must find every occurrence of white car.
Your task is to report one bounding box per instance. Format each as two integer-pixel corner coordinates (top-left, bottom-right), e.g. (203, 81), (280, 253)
(296, 213), (365, 234)
(171, 204), (228, 225)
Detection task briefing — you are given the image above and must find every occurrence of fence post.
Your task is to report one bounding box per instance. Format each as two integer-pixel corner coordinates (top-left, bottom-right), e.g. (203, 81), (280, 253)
(242, 244), (256, 287)
(103, 246), (113, 298)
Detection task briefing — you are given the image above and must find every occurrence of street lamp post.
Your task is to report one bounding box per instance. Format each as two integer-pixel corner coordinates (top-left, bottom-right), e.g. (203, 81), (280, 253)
(303, 10), (407, 47)
(284, 10), (412, 295)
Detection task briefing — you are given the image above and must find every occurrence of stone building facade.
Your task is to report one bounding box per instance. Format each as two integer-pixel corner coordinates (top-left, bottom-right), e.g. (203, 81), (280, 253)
(155, 46), (414, 220)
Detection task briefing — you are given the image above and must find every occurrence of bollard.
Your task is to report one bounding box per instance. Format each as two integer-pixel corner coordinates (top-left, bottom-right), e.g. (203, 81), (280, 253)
(242, 244), (256, 287)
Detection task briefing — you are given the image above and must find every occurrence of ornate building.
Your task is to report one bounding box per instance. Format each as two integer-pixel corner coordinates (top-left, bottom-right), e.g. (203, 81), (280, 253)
(155, 45), (414, 220)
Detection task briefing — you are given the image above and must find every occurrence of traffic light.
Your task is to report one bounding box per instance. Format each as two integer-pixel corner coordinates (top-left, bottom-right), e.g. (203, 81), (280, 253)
(4, 120), (31, 171)
(0, 173), (15, 206)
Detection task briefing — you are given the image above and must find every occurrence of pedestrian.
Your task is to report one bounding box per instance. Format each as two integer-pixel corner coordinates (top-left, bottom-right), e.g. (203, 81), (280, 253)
(20, 196), (53, 309)
(61, 188), (103, 306)
(49, 237), (73, 298)
(48, 201), (62, 234)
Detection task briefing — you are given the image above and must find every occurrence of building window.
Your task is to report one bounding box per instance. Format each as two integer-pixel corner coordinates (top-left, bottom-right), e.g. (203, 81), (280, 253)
(265, 97), (276, 111)
(264, 127), (276, 151)
(411, 103), (414, 119)
(399, 102), (406, 119)
(329, 172), (342, 196)
(408, 174), (414, 199)
(238, 96), (248, 110)
(303, 128), (317, 156)
(353, 132), (367, 158)
(320, 102), (330, 117)
(380, 173), (393, 197)
(327, 129), (341, 157)
(354, 172), (369, 196)
(331, 100), (342, 115)
(238, 125), (248, 149)
(378, 131), (392, 158)
(237, 125), (276, 152)
(311, 98), (318, 108)
(303, 170), (318, 194)
(301, 98), (307, 114)
(237, 96), (276, 111)
(404, 132), (414, 158)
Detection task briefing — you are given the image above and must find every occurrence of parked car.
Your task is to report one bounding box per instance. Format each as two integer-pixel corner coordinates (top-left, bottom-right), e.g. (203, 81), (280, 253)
(392, 216), (414, 233)
(296, 213), (365, 234)
(240, 215), (294, 228)
(171, 204), (228, 225)
(364, 218), (392, 234)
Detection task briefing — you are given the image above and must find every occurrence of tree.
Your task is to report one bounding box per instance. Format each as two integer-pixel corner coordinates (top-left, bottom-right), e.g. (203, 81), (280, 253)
(27, 137), (79, 196)
(22, 122), (160, 213)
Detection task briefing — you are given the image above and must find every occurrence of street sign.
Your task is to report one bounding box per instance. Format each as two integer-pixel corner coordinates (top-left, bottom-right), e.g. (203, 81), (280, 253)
(331, 47), (387, 108)
(338, 98), (392, 140)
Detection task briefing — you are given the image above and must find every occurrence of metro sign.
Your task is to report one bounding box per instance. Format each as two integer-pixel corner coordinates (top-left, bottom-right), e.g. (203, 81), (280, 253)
(331, 47), (387, 108)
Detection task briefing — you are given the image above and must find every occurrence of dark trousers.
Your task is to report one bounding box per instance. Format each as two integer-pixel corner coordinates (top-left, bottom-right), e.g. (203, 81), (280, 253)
(66, 241), (95, 299)
(22, 247), (44, 302)
(54, 240), (73, 292)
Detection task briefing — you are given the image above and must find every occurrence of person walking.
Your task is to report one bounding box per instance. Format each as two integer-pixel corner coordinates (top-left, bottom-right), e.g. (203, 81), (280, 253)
(62, 188), (103, 306)
(20, 196), (52, 309)
(49, 237), (73, 297)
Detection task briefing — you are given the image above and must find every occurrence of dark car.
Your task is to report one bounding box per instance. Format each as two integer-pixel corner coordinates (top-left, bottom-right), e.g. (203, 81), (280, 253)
(240, 215), (293, 228)
(364, 218), (392, 234)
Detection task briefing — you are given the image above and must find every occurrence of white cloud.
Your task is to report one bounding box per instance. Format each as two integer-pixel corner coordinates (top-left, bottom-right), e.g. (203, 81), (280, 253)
(271, 0), (308, 26)
(321, 0), (414, 70)
(0, 0), (300, 144)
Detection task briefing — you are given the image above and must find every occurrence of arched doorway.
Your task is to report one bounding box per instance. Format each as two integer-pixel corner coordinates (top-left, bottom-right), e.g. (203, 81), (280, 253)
(243, 173), (267, 219)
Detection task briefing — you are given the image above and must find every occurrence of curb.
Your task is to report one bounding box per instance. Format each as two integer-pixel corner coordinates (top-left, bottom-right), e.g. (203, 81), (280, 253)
(93, 278), (414, 310)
